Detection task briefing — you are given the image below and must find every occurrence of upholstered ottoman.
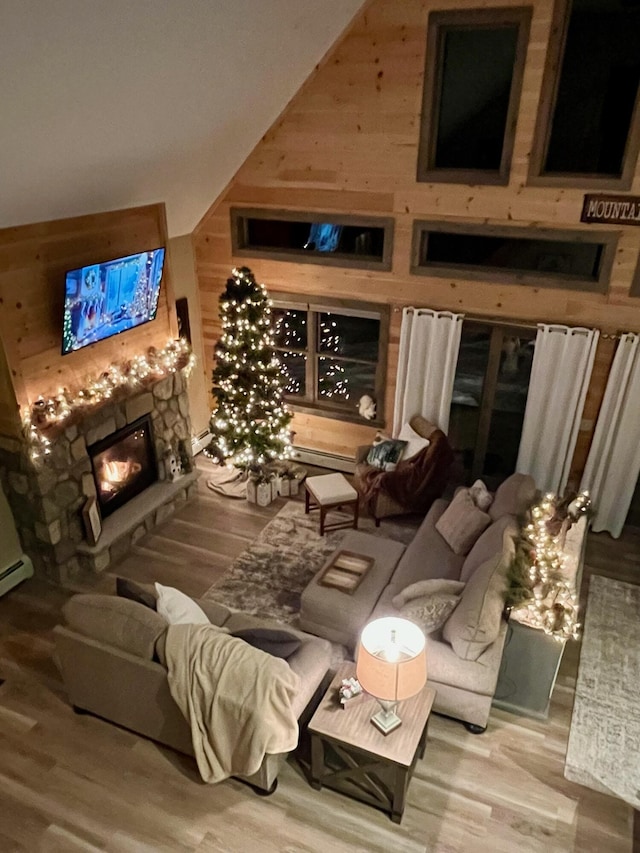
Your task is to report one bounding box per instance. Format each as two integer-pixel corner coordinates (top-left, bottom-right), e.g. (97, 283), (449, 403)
(299, 530), (406, 648)
(304, 473), (359, 536)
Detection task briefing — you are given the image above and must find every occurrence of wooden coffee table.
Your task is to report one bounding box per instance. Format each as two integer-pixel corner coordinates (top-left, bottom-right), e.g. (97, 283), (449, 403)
(307, 662), (436, 823)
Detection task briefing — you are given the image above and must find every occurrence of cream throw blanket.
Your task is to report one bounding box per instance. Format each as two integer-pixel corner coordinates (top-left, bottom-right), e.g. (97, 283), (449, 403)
(164, 623), (300, 783)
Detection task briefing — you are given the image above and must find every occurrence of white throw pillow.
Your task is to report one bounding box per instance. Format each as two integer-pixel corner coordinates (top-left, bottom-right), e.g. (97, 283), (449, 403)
(400, 592), (463, 634)
(435, 489), (492, 556)
(392, 578), (465, 609)
(469, 479), (493, 512)
(398, 422), (430, 461)
(155, 583), (211, 625)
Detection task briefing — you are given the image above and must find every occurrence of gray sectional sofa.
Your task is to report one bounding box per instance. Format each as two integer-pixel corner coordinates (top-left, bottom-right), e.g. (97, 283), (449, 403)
(301, 473), (537, 732)
(54, 591), (332, 792)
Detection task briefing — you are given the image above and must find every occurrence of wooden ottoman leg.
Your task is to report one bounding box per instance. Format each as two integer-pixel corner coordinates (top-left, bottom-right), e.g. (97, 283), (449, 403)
(319, 505), (326, 536)
(352, 499), (359, 530)
(305, 488), (311, 515)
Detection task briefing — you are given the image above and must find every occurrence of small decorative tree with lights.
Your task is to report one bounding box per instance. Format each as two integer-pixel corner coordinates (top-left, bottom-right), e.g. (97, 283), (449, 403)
(206, 267), (292, 472)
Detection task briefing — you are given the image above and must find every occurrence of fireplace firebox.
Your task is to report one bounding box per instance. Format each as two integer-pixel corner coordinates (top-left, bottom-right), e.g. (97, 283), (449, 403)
(88, 415), (157, 518)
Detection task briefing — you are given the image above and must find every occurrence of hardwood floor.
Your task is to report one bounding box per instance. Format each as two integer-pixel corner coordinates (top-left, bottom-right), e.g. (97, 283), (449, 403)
(0, 455), (637, 852)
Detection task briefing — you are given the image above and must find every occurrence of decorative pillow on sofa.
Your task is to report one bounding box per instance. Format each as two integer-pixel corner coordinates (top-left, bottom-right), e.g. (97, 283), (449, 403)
(392, 578), (466, 609)
(155, 583), (210, 625)
(469, 479), (493, 512)
(435, 489), (492, 556)
(488, 473), (537, 521)
(398, 591), (464, 634)
(366, 439), (407, 470)
(231, 627), (301, 659)
(116, 577), (157, 610)
(397, 422), (431, 461)
(442, 543), (513, 661)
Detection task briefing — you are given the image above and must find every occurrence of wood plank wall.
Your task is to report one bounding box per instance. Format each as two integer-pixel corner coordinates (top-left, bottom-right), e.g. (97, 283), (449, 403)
(0, 204), (177, 437)
(193, 0), (640, 476)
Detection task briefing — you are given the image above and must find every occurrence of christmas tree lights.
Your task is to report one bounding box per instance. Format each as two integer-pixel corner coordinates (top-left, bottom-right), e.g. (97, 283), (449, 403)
(206, 267), (293, 470)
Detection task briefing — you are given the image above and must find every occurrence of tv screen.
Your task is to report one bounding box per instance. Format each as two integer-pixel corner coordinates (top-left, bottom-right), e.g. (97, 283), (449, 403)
(62, 247), (166, 355)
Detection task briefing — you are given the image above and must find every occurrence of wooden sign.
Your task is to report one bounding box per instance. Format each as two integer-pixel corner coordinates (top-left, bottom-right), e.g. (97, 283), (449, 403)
(581, 194), (640, 226)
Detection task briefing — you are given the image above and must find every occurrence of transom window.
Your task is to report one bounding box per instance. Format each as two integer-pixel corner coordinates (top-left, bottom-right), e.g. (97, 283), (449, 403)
(417, 7), (532, 185)
(271, 297), (388, 424)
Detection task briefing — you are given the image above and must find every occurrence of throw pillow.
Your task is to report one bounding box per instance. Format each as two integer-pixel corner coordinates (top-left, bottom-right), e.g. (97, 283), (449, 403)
(366, 439), (407, 470)
(435, 489), (492, 556)
(231, 627), (301, 659)
(154, 583), (211, 625)
(398, 422), (431, 461)
(400, 591), (462, 634)
(469, 479), (493, 512)
(116, 577), (157, 611)
(392, 578), (465, 609)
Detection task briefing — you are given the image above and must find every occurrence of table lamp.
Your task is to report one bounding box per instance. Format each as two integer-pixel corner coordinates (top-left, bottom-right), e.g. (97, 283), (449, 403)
(356, 616), (427, 735)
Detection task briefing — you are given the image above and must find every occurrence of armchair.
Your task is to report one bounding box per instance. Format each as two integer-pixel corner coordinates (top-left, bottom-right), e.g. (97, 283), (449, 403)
(354, 415), (454, 525)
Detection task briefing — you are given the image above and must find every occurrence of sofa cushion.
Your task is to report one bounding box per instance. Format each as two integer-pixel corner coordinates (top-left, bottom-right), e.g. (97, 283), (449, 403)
(63, 594), (167, 660)
(231, 627), (301, 659)
(155, 583), (210, 625)
(392, 578), (465, 609)
(459, 515), (518, 583)
(398, 591), (463, 634)
(426, 628), (507, 695)
(367, 439), (407, 470)
(435, 489), (492, 556)
(489, 473), (537, 521)
(442, 538), (513, 661)
(389, 500), (466, 595)
(116, 577), (157, 610)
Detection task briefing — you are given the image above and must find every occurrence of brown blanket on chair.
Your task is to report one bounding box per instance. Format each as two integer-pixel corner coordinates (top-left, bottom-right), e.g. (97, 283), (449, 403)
(357, 429), (454, 517)
(164, 623), (300, 783)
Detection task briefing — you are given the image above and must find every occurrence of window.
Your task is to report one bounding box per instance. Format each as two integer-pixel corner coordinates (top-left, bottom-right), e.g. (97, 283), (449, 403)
(231, 208), (394, 271)
(271, 296), (388, 423)
(417, 7), (532, 185)
(411, 221), (617, 292)
(530, 0), (640, 187)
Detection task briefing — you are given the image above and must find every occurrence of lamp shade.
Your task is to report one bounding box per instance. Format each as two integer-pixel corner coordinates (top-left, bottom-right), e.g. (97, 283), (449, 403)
(356, 617), (427, 702)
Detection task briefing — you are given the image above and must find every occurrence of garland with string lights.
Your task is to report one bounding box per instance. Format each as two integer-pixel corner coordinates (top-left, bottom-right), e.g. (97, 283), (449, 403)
(23, 338), (195, 462)
(205, 267), (292, 470)
(507, 490), (591, 641)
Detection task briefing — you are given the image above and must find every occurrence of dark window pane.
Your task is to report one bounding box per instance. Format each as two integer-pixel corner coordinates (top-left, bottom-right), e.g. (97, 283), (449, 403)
(318, 313), (380, 359)
(436, 26), (519, 170)
(424, 232), (603, 280)
(278, 351), (306, 397)
(272, 308), (307, 350)
(318, 357), (377, 405)
(244, 218), (385, 260)
(545, 0), (640, 176)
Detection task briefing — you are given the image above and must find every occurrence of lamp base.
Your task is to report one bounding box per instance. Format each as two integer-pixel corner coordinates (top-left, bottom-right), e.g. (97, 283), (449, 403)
(371, 707), (402, 735)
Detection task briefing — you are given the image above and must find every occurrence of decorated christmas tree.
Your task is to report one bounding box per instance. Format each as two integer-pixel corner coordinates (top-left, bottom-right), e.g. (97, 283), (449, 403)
(206, 267), (293, 470)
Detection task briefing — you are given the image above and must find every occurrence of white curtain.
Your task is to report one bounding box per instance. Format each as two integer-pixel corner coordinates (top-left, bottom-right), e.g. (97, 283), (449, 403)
(581, 333), (640, 538)
(393, 307), (464, 435)
(516, 324), (599, 495)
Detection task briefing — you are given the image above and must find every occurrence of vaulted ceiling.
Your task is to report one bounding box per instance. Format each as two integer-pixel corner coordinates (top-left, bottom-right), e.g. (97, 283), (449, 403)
(0, 0), (364, 237)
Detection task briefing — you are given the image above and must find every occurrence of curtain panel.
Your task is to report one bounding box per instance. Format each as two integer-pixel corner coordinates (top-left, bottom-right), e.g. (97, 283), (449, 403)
(581, 333), (640, 538)
(393, 308), (464, 435)
(516, 324), (599, 495)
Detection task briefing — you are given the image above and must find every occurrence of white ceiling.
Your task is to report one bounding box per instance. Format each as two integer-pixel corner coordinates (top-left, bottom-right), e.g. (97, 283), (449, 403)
(0, 0), (364, 237)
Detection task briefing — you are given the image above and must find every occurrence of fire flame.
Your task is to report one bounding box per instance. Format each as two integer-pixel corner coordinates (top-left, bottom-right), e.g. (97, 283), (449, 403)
(100, 459), (142, 494)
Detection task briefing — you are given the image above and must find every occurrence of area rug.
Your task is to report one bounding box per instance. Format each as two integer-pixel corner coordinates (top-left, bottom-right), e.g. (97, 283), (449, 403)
(564, 574), (640, 808)
(202, 500), (415, 625)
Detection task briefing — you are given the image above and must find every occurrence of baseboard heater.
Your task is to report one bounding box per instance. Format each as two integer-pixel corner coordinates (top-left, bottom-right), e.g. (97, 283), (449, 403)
(291, 446), (355, 474)
(0, 556), (34, 598)
(191, 430), (212, 456)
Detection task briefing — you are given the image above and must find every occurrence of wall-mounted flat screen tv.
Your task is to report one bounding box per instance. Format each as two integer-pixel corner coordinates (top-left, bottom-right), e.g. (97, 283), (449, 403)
(62, 247), (166, 355)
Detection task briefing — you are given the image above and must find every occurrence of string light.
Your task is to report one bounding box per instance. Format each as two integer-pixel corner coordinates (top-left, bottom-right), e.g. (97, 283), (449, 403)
(23, 338), (195, 461)
(509, 491), (591, 641)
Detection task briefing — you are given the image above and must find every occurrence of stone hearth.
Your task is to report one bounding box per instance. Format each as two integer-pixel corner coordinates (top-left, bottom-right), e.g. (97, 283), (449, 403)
(0, 372), (197, 585)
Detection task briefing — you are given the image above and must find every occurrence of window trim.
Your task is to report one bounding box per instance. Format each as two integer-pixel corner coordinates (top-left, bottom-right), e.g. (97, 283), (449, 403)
(231, 208), (394, 272)
(528, 0), (640, 190)
(410, 219), (618, 293)
(417, 6), (532, 186)
(271, 293), (389, 426)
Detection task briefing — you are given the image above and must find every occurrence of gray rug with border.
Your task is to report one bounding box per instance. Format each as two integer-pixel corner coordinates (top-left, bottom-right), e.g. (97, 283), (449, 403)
(564, 574), (640, 809)
(202, 500), (415, 627)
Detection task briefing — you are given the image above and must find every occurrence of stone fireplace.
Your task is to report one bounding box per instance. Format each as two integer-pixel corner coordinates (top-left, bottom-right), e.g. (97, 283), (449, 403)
(0, 371), (199, 585)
